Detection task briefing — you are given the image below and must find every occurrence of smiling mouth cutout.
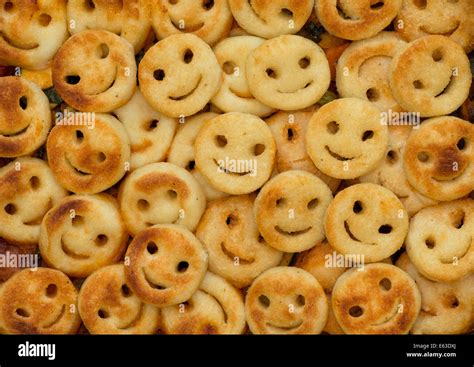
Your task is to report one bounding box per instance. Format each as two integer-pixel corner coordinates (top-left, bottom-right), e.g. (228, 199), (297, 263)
(434, 74), (455, 98)
(371, 301), (401, 327)
(439, 239), (471, 264)
(266, 319), (304, 331)
(42, 304), (66, 329)
(0, 33), (39, 50)
(420, 21), (460, 37)
(220, 242), (254, 264)
(277, 81), (313, 94)
(61, 237), (90, 260)
(344, 221), (375, 245)
(275, 226), (312, 236)
(85, 68), (118, 96)
(229, 87), (253, 99)
(65, 157), (92, 176)
(143, 269), (168, 290)
(325, 146), (357, 161)
(170, 18), (205, 33)
(23, 199), (53, 226)
(432, 163), (468, 182)
(214, 159), (254, 176)
(0, 125), (29, 137)
(118, 304), (144, 330)
(169, 77), (202, 101)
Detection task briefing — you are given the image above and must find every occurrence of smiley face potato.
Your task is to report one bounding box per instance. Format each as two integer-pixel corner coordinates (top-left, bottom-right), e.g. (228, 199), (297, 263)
(245, 267), (328, 334)
(0, 77), (51, 157)
(306, 98), (389, 179)
(0, 268), (80, 334)
(138, 33), (222, 118)
(325, 183), (409, 263)
(78, 264), (161, 334)
(124, 224), (208, 307)
(195, 112), (276, 195)
(255, 170), (333, 253)
(332, 263), (421, 334)
(246, 35), (330, 111)
(47, 113), (131, 194)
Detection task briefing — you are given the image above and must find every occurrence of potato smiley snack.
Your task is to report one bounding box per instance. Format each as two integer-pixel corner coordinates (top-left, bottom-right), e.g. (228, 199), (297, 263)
(0, 1), (472, 337)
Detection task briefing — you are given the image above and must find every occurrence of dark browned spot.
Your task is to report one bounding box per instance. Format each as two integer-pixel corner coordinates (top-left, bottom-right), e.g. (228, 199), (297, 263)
(413, 0), (427, 9)
(258, 295), (270, 308)
(280, 8), (293, 17)
(413, 80), (424, 89)
(97, 152), (106, 163)
(38, 13), (52, 27)
(167, 189), (177, 199)
(450, 296), (459, 308)
(425, 237), (435, 249)
(254, 144), (265, 156)
(451, 210), (464, 229)
(366, 88), (379, 102)
(327, 121), (339, 134)
(353, 201), (363, 213)
(66, 75), (81, 85)
(432, 48), (443, 62)
(215, 135), (227, 147)
(75, 130), (84, 143)
(457, 138), (466, 150)
(362, 130), (374, 141)
(4, 203), (16, 215)
(203, 0), (214, 10)
(349, 306), (363, 317)
(145, 119), (159, 131)
(154, 69), (165, 81)
(299, 57), (310, 69)
(84, 0), (96, 11)
(176, 261), (189, 273)
(417, 151), (430, 162)
(72, 215), (84, 226)
(370, 1), (384, 9)
(4, 1), (13, 11)
(16, 308), (30, 318)
(387, 150), (398, 164)
(287, 127), (295, 141)
(379, 278), (392, 291)
(137, 199), (150, 211)
(95, 234), (108, 246)
(29, 176), (40, 190)
(296, 295), (305, 306)
(223, 61), (237, 75)
(276, 198), (286, 208)
(266, 68), (277, 79)
(46, 284), (58, 298)
(147, 241), (158, 255)
(121, 284), (132, 297)
(186, 160), (195, 171)
(307, 198), (318, 209)
(183, 49), (193, 64)
(97, 43), (109, 59)
(19, 96), (27, 110)
(378, 224), (392, 234)
(98, 309), (109, 319)
(226, 214), (238, 228)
